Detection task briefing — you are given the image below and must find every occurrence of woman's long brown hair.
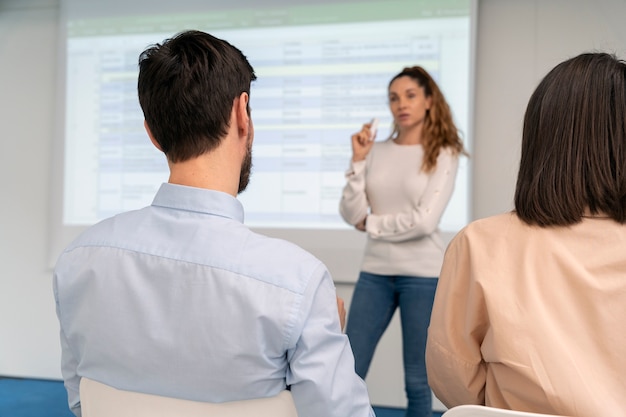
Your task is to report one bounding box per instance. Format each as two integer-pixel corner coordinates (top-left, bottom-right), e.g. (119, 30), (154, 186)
(388, 66), (467, 172)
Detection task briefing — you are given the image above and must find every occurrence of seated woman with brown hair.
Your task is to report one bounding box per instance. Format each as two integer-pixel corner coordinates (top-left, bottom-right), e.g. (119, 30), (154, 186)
(425, 52), (626, 417)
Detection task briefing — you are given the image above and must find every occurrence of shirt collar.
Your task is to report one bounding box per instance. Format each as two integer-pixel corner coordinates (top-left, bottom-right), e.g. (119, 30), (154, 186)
(151, 183), (244, 223)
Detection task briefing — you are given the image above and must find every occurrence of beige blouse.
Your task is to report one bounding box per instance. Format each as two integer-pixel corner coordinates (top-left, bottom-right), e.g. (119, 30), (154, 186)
(426, 212), (626, 417)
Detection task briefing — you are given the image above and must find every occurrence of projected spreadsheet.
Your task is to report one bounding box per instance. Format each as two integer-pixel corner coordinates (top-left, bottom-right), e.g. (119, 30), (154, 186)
(63, 19), (469, 230)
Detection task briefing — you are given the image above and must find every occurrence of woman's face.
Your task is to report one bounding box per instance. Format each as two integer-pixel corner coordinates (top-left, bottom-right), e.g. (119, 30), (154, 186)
(388, 75), (432, 131)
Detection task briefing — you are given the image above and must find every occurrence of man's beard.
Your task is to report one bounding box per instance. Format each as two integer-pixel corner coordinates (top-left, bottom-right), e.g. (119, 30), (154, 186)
(237, 134), (253, 194)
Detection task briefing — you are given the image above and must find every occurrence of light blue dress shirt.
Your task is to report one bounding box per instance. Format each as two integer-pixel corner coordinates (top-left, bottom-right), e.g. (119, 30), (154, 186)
(54, 183), (375, 417)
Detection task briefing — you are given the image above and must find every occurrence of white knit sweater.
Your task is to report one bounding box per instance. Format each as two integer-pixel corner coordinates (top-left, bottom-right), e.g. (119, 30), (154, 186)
(339, 139), (459, 277)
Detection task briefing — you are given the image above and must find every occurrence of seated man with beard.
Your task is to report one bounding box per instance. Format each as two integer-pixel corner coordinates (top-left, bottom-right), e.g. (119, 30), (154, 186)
(53, 30), (374, 417)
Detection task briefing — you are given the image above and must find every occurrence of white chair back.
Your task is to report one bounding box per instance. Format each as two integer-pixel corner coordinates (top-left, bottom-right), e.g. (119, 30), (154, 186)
(443, 405), (568, 417)
(79, 377), (298, 417)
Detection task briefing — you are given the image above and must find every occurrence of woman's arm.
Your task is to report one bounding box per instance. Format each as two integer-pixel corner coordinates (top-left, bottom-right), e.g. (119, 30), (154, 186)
(425, 229), (488, 407)
(339, 160), (369, 226)
(338, 122), (376, 228)
(365, 149), (459, 242)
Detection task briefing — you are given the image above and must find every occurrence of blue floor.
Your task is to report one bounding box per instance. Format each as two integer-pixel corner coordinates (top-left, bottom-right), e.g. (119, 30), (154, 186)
(0, 378), (74, 417)
(0, 377), (441, 417)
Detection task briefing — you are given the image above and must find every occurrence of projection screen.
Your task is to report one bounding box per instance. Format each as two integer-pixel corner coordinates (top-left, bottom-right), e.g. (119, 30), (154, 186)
(50, 0), (476, 280)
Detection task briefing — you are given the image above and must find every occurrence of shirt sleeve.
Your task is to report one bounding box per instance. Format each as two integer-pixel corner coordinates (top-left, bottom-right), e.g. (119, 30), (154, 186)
(338, 160), (369, 226)
(53, 271), (83, 417)
(425, 229), (488, 407)
(365, 149), (458, 243)
(286, 264), (375, 417)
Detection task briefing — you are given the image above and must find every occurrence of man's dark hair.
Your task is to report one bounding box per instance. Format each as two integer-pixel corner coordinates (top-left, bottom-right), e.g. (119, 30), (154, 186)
(137, 30), (256, 162)
(515, 52), (626, 226)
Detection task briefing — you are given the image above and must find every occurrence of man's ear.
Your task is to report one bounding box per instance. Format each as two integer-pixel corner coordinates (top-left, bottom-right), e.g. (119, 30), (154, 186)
(144, 120), (163, 152)
(235, 92), (250, 140)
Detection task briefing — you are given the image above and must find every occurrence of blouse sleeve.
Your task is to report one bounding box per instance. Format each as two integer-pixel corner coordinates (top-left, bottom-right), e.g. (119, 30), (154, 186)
(425, 228), (488, 407)
(365, 149), (458, 243)
(338, 160), (369, 226)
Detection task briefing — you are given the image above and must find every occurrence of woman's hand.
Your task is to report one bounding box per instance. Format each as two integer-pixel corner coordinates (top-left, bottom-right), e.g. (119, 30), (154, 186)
(351, 121), (376, 162)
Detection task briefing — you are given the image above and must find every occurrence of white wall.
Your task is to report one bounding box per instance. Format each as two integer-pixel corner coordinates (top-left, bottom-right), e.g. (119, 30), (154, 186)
(0, 0), (61, 379)
(1, 0), (626, 410)
(472, 0), (626, 221)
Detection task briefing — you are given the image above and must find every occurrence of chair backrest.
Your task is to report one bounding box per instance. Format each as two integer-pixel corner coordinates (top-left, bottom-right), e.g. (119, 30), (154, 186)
(79, 377), (298, 417)
(442, 405), (568, 417)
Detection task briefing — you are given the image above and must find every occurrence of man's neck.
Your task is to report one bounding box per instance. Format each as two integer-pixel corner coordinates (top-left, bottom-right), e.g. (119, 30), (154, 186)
(167, 150), (240, 196)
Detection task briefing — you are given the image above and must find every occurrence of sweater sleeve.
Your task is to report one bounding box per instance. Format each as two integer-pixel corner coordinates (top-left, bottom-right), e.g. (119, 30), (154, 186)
(338, 160), (368, 226)
(365, 149), (458, 242)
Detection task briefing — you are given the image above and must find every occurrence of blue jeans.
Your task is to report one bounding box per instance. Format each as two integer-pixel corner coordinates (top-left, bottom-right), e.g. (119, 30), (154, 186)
(346, 272), (438, 417)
